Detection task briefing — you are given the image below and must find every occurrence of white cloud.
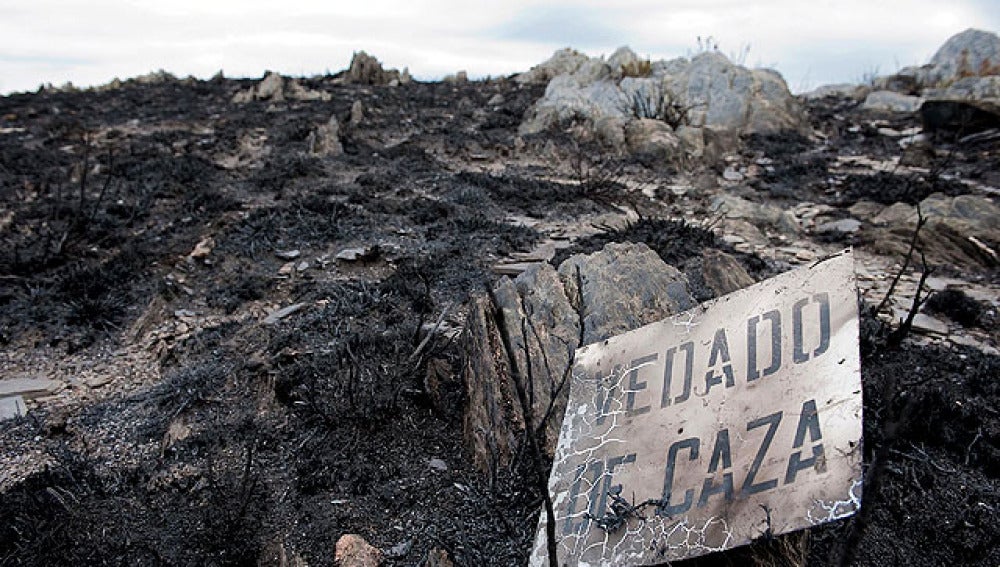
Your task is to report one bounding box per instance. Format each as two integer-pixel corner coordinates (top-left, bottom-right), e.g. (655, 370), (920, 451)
(0, 0), (996, 93)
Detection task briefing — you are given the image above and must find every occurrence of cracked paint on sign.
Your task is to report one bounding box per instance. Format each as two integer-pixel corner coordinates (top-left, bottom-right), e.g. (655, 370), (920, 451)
(531, 250), (863, 566)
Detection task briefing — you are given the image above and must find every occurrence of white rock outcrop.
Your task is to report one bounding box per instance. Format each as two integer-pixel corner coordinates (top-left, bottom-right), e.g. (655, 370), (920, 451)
(862, 90), (924, 113)
(518, 46), (807, 154)
(926, 28), (1000, 84)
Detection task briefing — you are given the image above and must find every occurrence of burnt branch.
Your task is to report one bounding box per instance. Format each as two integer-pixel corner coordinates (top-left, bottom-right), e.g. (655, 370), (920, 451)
(486, 286), (559, 567)
(875, 204), (927, 316)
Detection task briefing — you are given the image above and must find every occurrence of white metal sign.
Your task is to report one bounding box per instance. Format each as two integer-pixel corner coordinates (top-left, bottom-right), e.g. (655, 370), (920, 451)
(531, 250), (863, 566)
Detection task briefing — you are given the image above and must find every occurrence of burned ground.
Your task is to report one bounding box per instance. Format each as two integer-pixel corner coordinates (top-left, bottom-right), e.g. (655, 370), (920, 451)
(0, 73), (998, 567)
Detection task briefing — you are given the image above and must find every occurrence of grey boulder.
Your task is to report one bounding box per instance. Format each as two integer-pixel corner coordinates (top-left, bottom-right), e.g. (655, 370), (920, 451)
(462, 242), (695, 476)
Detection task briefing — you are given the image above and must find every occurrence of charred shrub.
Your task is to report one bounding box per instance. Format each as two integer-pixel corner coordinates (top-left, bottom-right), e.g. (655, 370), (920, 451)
(381, 259), (435, 316)
(744, 132), (813, 158)
(269, 278), (424, 424)
(0, 243), (154, 349)
(480, 106), (521, 130)
(274, 328), (416, 425)
(135, 368), (218, 442)
(379, 140), (434, 171)
(251, 154), (324, 193)
(428, 215), (538, 257)
(355, 171), (395, 193)
(925, 288), (995, 329)
(865, 344), (1000, 474)
(836, 171), (969, 206)
(269, 116), (317, 145)
(207, 273), (269, 314)
(754, 153), (830, 199)
(0, 449), (142, 565)
(456, 171), (605, 216)
(111, 150), (218, 202)
(218, 197), (354, 258)
(409, 196), (456, 225)
(552, 218), (720, 268)
(197, 426), (270, 565)
(293, 430), (406, 495)
(168, 321), (242, 363)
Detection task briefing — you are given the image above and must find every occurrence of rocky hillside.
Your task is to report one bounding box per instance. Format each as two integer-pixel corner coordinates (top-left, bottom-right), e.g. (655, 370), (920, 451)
(0, 32), (998, 566)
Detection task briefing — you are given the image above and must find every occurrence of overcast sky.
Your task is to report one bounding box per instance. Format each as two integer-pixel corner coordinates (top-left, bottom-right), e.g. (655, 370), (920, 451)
(1, 0), (997, 95)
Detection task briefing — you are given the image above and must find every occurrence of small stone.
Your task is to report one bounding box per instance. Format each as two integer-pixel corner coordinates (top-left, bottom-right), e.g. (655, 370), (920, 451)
(0, 378), (61, 399)
(722, 167), (744, 181)
(816, 218), (862, 234)
(0, 396), (27, 421)
(189, 236), (214, 260)
(924, 277), (962, 292)
(350, 101), (364, 126)
(174, 309), (197, 318)
(425, 548), (454, 567)
(873, 202), (917, 226)
(336, 246), (378, 262)
(335, 534), (383, 567)
(278, 262), (295, 275)
(701, 249), (755, 296)
(296, 261), (310, 272)
(263, 303), (307, 325)
(162, 418), (192, 451)
(487, 93), (504, 106)
(275, 249), (301, 260)
(85, 375), (112, 388)
(911, 314), (949, 336)
(428, 458), (448, 471)
(388, 540), (412, 558)
(848, 200), (884, 219)
(795, 249), (817, 261)
(899, 133), (927, 148)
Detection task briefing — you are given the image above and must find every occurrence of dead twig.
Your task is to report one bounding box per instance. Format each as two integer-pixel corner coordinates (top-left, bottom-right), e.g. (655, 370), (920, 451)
(888, 247), (934, 347)
(486, 286), (559, 567)
(965, 427), (983, 466)
(408, 301), (452, 362)
(875, 204), (927, 316)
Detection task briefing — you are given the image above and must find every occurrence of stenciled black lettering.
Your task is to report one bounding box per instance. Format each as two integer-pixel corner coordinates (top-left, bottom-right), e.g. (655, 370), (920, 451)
(785, 399), (827, 484)
(741, 411), (783, 496)
(663, 342), (695, 406)
(813, 292), (831, 358)
(594, 364), (623, 426)
(704, 329), (735, 394)
(626, 354), (657, 416)
(698, 429), (734, 508)
(596, 453), (637, 515)
(792, 298), (810, 364)
(659, 438), (699, 516)
(762, 310), (782, 376)
(564, 461), (601, 534)
(747, 309), (782, 381)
